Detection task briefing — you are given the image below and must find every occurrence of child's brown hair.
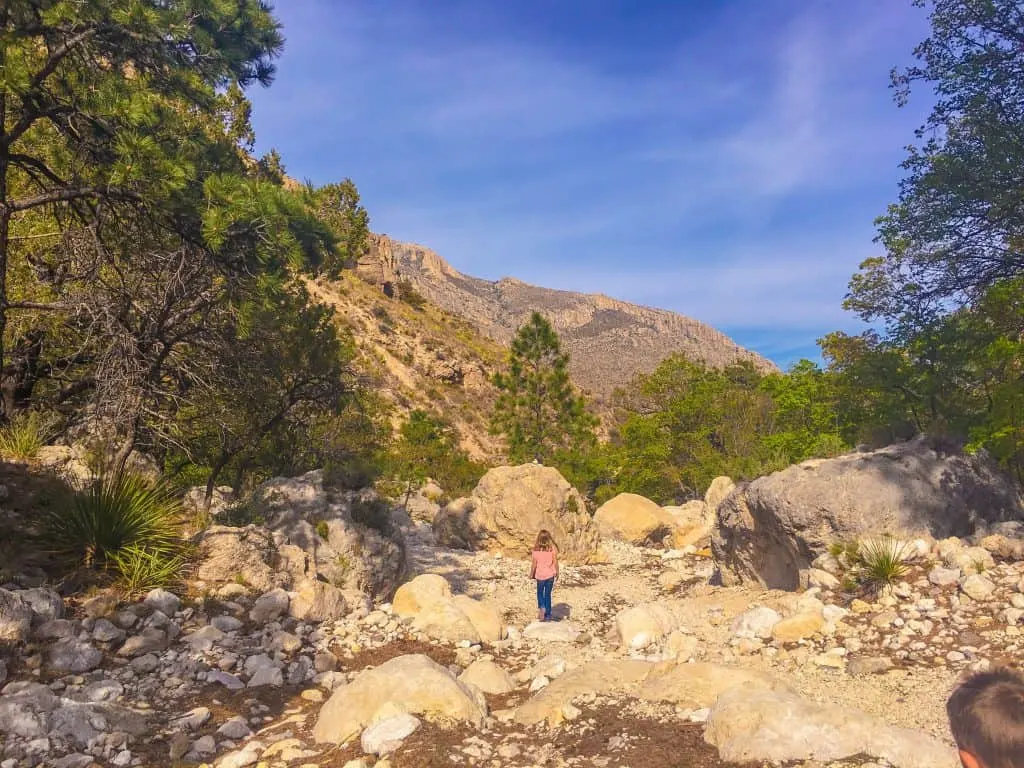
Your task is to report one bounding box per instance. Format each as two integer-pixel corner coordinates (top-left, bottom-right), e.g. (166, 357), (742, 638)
(534, 529), (556, 551)
(947, 668), (1024, 768)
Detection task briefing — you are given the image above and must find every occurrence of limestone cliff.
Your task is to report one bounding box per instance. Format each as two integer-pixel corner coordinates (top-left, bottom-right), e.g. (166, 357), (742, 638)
(363, 235), (777, 398)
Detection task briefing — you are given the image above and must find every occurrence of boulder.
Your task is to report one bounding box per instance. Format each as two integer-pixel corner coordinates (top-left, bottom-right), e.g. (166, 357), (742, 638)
(194, 526), (283, 593)
(289, 581), (347, 622)
(312, 654), (486, 744)
(458, 660), (515, 695)
(731, 606), (782, 640)
(713, 438), (1024, 589)
(19, 588), (64, 622)
(960, 574), (996, 602)
(392, 574), (452, 618)
(704, 476), (736, 514)
(595, 494), (675, 546)
(514, 660), (652, 726)
(637, 662), (789, 707)
(451, 595), (505, 643)
(193, 472), (407, 608)
(433, 464), (599, 561)
(412, 600), (481, 644)
(250, 588), (290, 623)
(663, 500), (712, 548)
(771, 612), (825, 643)
(45, 640), (103, 674)
(0, 589), (33, 643)
(614, 603), (677, 650)
(704, 688), (958, 768)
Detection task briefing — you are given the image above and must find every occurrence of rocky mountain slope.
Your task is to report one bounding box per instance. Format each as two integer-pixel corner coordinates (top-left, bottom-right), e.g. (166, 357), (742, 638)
(359, 235), (777, 398)
(307, 272), (506, 461)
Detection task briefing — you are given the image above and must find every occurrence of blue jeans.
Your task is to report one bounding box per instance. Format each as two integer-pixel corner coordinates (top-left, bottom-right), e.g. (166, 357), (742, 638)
(536, 577), (554, 619)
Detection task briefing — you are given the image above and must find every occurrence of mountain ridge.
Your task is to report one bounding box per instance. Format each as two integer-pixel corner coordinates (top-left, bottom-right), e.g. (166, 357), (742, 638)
(358, 234), (778, 398)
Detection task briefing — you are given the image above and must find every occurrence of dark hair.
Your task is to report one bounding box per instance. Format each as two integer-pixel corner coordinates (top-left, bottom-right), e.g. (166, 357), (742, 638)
(947, 668), (1024, 768)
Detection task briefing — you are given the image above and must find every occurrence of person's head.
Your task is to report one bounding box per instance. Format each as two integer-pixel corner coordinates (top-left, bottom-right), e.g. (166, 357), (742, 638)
(947, 667), (1024, 768)
(534, 529), (555, 551)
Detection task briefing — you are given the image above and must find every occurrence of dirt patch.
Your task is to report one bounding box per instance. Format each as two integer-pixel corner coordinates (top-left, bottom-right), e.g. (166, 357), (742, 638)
(339, 638), (457, 671)
(561, 705), (728, 767)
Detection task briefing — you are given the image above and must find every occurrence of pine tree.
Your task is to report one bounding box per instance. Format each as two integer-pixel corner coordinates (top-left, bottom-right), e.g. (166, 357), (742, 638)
(490, 312), (597, 464)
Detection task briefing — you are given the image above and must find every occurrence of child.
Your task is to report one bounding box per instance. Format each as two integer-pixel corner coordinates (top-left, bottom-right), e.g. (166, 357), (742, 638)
(529, 529), (559, 622)
(947, 667), (1024, 768)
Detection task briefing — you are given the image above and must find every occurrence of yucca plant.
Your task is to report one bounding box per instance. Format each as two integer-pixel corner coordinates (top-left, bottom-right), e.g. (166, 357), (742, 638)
(41, 470), (184, 570)
(109, 545), (190, 596)
(0, 411), (51, 460)
(855, 535), (909, 589)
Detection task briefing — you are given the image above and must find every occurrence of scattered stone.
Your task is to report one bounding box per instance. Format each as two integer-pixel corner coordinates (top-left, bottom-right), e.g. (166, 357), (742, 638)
(458, 659), (515, 694)
(523, 620), (581, 643)
(929, 567), (961, 587)
(143, 588), (180, 616)
(249, 588), (290, 622)
(45, 640), (102, 674)
(615, 603), (677, 650)
(731, 606), (782, 639)
(360, 713), (421, 755)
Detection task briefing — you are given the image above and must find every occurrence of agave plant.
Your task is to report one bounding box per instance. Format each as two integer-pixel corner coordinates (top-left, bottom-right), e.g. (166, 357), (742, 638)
(855, 535), (909, 589)
(41, 470), (184, 570)
(109, 545), (190, 596)
(0, 411), (51, 460)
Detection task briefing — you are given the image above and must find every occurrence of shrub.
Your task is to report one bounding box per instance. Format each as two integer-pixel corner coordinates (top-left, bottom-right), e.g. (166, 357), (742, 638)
(0, 411), (51, 460)
(110, 545), (190, 596)
(350, 497), (391, 534)
(316, 519), (330, 540)
(41, 470), (185, 570)
(397, 279), (427, 310)
(855, 535), (908, 589)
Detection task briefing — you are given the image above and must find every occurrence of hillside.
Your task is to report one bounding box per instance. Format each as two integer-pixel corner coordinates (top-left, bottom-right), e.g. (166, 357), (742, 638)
(307, 272), (505, 460)
(359, 234), (777, 398)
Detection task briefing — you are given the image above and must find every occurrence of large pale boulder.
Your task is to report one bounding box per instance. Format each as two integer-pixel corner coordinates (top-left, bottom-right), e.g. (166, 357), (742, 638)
(433, 464), (599, 561)
(614, 603), (677, 650)
(595, 493), (675, 546)
(392, 574), (452, 618)
(412, 600), (481, 644)
(514, 660), (652, 726)
(312, 654), (486, 744)
(663, 500), (712, 548)
(458, 660), (514, 695)
(637, 662), (789, 707)
(394, 575), (505, 644)
(704, 476), (736, 514)
(451, 595), (505, 643)
(713, 438), (1024, 590)
(705, 688), (958, 768)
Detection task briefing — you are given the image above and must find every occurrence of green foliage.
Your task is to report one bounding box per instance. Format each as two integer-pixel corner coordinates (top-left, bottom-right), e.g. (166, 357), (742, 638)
(491, 313), (598, 465)
(41, 471), (184, 570)
(397, 280), (428, 310)
(0, 411), (51, 460)
(387, 410), (484, 499)
(110, 545), (190, 597)
(350, 497), (391, 535)
(853, 536), (909, 590)
(315, 520), (330, 540)
(308, 180), (370, 277)
(597, 356), (845, 503)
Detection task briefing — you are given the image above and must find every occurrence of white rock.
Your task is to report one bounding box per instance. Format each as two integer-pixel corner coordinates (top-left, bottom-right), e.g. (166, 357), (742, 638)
(360, 713), (421, 755)
(523, 620), (581, 643)
(960, 574), (997, 602)
(929, 567), (961, 587)
(731, 606), (782, 640)
(529, 675), (550, 692)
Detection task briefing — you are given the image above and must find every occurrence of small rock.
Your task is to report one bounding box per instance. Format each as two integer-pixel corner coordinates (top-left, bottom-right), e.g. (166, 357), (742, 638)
(250, 588), (290, 623)
(217, 715), (253, 740)
(360, 714), (421, 755)
(46, 639), (102, 673)
(929, 567), (961, 587)
(960, 574), (997, 602)
(143, 588), (181, 616)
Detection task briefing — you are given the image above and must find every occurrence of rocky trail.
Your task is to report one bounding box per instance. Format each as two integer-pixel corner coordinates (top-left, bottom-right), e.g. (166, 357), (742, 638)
(3, 443), (1024, 768)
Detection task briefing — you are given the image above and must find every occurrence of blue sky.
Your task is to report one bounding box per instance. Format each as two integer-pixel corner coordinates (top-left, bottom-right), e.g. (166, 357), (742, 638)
(248, 0), (931, 368)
